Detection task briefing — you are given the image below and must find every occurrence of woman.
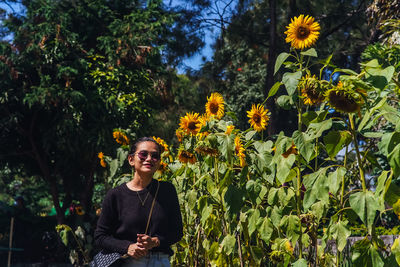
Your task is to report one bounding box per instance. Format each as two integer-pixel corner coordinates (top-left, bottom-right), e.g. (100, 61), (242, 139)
(94, 137), (183, 266)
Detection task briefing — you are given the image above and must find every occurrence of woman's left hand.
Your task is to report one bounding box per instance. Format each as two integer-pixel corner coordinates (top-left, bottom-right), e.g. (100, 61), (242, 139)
(137, 234), (160, 249)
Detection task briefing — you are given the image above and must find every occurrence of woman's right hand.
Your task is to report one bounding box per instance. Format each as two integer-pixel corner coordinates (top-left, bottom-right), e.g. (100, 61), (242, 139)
(127, 243), (148, 259)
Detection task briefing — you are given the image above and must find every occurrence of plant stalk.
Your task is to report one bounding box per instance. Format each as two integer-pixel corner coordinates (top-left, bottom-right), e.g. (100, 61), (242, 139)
(348, 114), (366, 192)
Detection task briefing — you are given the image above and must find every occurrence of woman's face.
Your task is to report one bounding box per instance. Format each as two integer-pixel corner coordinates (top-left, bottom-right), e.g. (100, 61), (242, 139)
(128, 141), (160, 175)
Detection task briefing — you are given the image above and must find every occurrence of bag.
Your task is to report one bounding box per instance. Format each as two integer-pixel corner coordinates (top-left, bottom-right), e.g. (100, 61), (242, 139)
(90, 180), (160, 267)
(90, 251), (123, 267)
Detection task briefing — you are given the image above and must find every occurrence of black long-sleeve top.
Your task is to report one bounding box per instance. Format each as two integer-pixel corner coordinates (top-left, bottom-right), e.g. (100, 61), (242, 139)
(94, 179), (183, 256)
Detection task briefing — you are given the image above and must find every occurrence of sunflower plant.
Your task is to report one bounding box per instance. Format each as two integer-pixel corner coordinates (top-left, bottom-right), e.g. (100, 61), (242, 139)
(165, 15), (400, 267)
(96, 16), (400, 266)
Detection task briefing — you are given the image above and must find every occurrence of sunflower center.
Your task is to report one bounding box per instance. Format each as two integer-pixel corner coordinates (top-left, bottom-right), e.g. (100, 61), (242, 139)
(209, 102), (219, 114)
(296, 26), (310, 40)
(188, 121), (197, 130)
(253, 114), (261, 124)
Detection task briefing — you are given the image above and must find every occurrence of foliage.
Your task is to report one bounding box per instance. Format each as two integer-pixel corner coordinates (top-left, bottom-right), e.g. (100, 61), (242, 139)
(0, 0), (183, 223)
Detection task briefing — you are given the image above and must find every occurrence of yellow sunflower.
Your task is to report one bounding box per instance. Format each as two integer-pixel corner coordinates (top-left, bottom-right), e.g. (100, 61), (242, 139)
(113, 130), (130, 146)
(205, 92), (225, 119)
(196, 114), (210, 139)
(98, 152), (106, 168)
(152, 136), (169, 154)
(225, 125), (235, 135)
(178, 149), (197, 164)
(176, 128), (184, 142)
(285, 15), (320, 50)
(326, 81), (364, 113)
(247, 104), (270, 132)
(299, 74), (325, 105)
(179, 112), (200, 135)
(234, 136), (246, 167)
(157, 160), (168, 173)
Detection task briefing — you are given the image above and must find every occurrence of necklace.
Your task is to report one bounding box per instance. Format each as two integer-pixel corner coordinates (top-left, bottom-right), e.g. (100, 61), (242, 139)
(133, 181), (152, 206)
(137, 190), (150, 206)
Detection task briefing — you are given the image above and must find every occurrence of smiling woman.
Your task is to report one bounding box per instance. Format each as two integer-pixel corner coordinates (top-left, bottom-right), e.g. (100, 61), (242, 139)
(94, 137), (183, 267)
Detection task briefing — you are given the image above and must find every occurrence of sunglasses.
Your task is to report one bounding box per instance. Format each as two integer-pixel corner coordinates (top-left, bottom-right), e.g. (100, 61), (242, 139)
(134, 150), (161, 161)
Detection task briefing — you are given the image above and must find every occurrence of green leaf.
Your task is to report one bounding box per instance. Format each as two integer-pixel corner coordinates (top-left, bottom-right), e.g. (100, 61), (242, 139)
(349, 191), (379, 234)
(304, 119), (332, 141)
(221, 234), (236, 255)
(292, 130), (314, 162)
(268, 187), (279, 205)
(245, 130), (257, 141)
(323, 130), (352, 159)
(248, 209), (261, 237)
(391, 237), (400, 265)
(358, 97), (387, 131)
(246, 180), (262, 205)
(276, 95), (294, 110)
(375, 171), (391, 210)
(301, 48), (317, 57)
(385, 182), (400, 206)
(282, 71), (302, 96)
(268, 82), (283, 98)
(217, 134), (234, 163)
(274, 52), (290, 74)
(285, 215), (301, 244)
(224, 185), (244, 218)
(328, 167), (347, 195)
(276, 154), (296, 185)
(388, 144), (400, 178)
(292, 258), (308, 267)
(303, 168), (329, 210)
(330, 220), (351, 252)
(259, 217), (274, 243)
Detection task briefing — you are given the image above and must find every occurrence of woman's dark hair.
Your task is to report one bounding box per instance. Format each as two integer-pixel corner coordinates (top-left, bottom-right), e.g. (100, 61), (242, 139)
(129, 137), (161, 155)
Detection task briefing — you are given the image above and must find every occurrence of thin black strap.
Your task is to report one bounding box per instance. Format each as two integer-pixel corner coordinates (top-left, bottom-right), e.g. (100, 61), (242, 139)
(145, 180), (159, 235)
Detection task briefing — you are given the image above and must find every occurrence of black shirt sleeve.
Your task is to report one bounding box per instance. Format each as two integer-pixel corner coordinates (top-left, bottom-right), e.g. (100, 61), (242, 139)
(94, 189), (131, 254)
(154, 182), (183, 248)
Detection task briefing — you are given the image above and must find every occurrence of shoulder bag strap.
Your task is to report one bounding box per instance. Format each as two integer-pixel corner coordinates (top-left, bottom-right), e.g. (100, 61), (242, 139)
(144, 179), (159, 235)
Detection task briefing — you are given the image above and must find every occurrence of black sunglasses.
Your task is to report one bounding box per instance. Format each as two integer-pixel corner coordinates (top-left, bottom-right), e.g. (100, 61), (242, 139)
(134, 150), (160, 161)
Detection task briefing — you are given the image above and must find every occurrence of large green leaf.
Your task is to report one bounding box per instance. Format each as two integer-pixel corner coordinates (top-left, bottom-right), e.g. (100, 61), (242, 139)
(323, 130), (351, 159)
(304, 119), (332, 141)
(248, 209), (261, 237)
(282, 71), (302, 96)
(327, 167), (347, 195)
(330, 220), (351, 252)
(268, 81), (283, 98)
(349, 191), (380, 234)
(246, 180), (262, 205)
(224, 185), (244, 218)
(274, 52), (290, 74)
(388, 144), (400, 178)
(259, 217), (274, 243)
(217, 134), (234, 163)
(276, 154), (296, 185)
(292, 130), (315, 162)
(301, 48), (317, 57)
(375, 171), (391, 211)
(303, 168), (329, 210)
(292, 258), (308, 267)
(221, 234), (236, 255)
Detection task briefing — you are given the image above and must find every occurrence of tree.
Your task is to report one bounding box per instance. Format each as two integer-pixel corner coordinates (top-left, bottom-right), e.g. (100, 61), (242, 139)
(0, 0), (181, 223)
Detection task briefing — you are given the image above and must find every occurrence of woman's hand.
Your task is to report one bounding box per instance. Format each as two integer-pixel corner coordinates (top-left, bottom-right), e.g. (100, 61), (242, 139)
(137, 234), (160, 250)
(127, 243), (148, 259)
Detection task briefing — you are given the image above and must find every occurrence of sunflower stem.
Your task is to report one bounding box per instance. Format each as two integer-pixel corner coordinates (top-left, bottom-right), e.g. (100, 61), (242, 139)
(348, 114), (366, 192)
(296, 84), (303, 259)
